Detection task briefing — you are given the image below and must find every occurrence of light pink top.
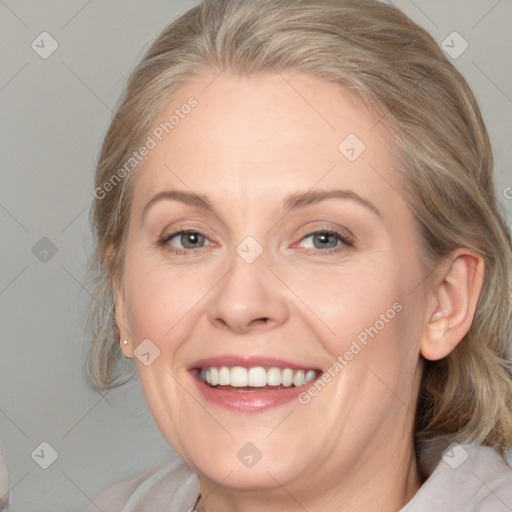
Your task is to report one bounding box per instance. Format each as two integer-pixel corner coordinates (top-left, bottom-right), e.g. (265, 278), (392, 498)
(87, 443), (512, 511)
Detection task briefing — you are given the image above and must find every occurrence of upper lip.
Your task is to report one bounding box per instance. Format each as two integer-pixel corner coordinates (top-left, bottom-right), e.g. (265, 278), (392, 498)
(189, 355), (321, 371)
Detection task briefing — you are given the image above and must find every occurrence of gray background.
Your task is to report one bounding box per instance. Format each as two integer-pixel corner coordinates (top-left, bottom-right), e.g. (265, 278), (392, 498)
(1, 1), (511, 511)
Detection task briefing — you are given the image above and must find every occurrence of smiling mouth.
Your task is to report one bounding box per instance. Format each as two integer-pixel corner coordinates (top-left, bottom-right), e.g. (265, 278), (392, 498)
(192, 366), (321, 391)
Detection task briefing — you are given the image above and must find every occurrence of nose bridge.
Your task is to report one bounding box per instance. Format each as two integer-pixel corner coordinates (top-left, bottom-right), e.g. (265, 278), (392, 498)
(206, 239), (289, 333)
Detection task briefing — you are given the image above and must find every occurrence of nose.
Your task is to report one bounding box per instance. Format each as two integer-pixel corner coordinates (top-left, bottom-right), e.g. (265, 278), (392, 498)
(206, 249), (290, 335)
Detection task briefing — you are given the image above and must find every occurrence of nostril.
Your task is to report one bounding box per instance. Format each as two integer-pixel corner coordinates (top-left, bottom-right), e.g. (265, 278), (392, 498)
(250, 317), (269, 326)
(212, 315), (272, 334)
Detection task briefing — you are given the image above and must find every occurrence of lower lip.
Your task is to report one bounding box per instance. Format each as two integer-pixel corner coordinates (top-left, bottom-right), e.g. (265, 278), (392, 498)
(190, 371), (321, 413)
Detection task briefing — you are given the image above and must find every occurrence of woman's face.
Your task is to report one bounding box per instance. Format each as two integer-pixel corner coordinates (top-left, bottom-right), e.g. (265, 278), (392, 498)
(116, 72), (427, 500)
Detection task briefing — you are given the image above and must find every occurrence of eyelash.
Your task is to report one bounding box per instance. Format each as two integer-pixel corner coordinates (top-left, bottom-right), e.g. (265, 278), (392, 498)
(295, 229), (354, 255)
(158, 229), (213, 257)
(158, 228), (354, 257)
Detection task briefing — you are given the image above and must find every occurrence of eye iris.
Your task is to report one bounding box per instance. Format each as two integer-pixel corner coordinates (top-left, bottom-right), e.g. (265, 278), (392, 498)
(181, 232), (204, 248)
(313, 232), (338, 249)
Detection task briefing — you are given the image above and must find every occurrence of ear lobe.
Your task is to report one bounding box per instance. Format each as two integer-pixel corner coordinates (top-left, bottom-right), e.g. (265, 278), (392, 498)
(420, 250), (484, 361)
(110, 258), (134, 359)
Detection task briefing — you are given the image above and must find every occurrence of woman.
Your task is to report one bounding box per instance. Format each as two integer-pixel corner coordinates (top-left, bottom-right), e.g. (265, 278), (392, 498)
(86, 0), (512, 510)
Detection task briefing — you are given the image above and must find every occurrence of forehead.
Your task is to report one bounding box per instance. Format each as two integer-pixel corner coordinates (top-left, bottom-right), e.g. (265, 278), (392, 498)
(131, 71), (403, 219)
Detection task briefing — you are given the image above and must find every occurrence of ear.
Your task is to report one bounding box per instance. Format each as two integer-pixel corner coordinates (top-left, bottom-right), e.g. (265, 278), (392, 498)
(108, 246), (134, 359)
(420, 249), (484, 361)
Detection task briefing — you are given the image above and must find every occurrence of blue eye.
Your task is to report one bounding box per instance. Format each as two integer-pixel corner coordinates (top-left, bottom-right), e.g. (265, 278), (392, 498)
(299, 230), (353, 254)
(302, 232), (340, 249)
(161, 230), (210, 250)
(158, 228), (353, 257)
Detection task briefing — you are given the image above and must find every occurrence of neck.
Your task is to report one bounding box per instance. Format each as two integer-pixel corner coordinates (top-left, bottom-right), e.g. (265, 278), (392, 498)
(196, 439), (421, 512)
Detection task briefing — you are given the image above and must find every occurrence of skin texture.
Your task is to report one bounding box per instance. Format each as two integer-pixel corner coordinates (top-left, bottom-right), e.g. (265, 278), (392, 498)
(115, 71), (484, 512)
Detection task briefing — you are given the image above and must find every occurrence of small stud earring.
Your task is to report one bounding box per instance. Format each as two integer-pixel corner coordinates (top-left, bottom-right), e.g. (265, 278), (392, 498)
(122, 339), (128, 345)
(431, 311), (444, 321)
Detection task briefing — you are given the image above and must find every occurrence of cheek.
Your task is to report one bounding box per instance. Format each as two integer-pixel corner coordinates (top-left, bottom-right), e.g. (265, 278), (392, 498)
(288, 257), (424, 382)
(122, 253), (210, 344)
(124, 278), (173, 343)
(281, 260), (405, 349)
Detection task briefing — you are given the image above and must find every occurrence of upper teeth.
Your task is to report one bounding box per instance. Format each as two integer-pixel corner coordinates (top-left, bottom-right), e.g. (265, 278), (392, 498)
(199, 366), (318, 388)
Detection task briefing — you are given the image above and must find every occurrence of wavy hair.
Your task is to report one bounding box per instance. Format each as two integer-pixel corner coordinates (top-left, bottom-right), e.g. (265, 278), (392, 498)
(86, 0), (512, 475)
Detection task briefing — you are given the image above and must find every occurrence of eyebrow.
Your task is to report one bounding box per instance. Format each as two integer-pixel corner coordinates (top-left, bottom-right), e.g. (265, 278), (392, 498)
(141, 188), (382, 220)
(142, 190), (216, 221)
(283, 189), (382, 218)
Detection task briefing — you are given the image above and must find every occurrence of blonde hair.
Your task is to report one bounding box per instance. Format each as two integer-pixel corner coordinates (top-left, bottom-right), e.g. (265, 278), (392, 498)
(86, 0), (512, 472)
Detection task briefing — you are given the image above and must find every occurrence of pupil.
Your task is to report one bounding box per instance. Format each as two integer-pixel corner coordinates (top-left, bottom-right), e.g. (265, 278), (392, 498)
(182, 232), (203, 248)
(314, 233), (337, 248)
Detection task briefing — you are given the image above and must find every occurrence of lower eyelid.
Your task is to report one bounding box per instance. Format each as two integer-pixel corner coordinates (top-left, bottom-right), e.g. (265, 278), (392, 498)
(158, 230), (207, 250)
(159, 229), (352, 254)
(297, 230), (352, 247)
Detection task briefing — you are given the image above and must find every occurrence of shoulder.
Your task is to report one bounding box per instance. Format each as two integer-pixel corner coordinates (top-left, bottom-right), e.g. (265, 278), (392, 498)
(86, 456), (200, 512)
(466, 444), (512, 511)
(402, 443), (512, 512)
